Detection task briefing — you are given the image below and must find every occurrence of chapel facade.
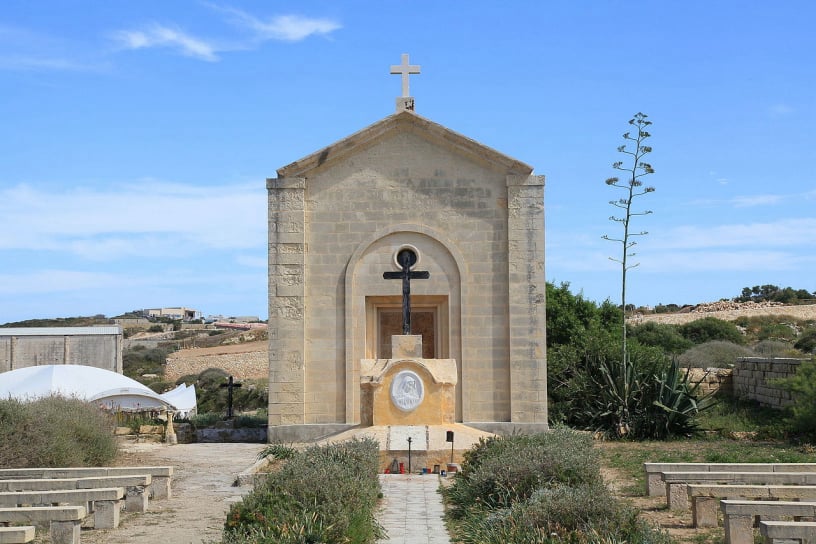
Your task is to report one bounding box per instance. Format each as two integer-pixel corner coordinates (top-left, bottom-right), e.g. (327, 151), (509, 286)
(267, 57), (547, 442)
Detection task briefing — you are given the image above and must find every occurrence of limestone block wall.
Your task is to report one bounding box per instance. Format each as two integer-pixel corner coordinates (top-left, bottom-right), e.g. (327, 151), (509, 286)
(268, 111), (548, 435)
(732, 357), (802, 408)
(164, 351), (269, 381)
(684, 367), (733, 397)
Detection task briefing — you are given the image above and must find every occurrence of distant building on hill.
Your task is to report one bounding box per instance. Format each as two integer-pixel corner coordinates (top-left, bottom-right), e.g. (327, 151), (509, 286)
(143, 307), (201, 321)
(0, 326), (123, 374)
(205, 315), (261, 324)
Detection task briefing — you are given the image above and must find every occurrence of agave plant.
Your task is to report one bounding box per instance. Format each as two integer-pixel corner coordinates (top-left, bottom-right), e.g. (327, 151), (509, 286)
(582, 355), (715, 440)
(643, 359), (716, 439)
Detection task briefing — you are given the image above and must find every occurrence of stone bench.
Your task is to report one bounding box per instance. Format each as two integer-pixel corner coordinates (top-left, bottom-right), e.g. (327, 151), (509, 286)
(0, 466), (173, 500)
(760, 520), (816, 544)
(0, 475), (152, 513)
(689, 485), (816, 527)
(662, 472), (816, 509)
(721, 500), (816, 544)
(644, 463), (816, 496)
(0, 526), (35, 544)
(0, 506), (85, 544)
(0, 488), (124, 529)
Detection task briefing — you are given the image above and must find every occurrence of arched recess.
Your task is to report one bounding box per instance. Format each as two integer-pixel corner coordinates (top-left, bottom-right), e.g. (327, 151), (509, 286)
(344, 224), (468, 424)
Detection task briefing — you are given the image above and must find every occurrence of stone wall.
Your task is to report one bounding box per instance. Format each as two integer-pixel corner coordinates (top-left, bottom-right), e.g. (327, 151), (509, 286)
(685, 367), (733, 397)
(165, 350), (268, 381)
(634, 304), (816, 326)
(732, 357), (803, 409)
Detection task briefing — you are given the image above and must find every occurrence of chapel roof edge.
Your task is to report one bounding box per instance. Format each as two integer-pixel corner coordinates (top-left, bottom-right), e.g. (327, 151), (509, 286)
(275, 110), (534, 179)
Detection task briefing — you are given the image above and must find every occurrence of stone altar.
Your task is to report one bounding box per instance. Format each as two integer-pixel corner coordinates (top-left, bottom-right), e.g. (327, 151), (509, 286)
(361, 335), (457, 426)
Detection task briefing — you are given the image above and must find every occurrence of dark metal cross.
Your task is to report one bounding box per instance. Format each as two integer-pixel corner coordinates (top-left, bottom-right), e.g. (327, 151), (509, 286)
(383, 248), (430, 335)
(219, 376), (242, 419)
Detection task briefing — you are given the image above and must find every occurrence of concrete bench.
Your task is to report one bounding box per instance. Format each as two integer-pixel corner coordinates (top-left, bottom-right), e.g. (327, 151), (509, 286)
(760, 520), (816, 544)
(0, 488), (124, 529)
(662, 472), (816, 509)
(0, 466), (173, 500)
(0, 506), (85, 544)
(721, 500), (816, 544)
(689, 484), (816, 527)
(0, 475), (151, 513)
(0, 526), (35, 543)
(644, 463), (816, 496)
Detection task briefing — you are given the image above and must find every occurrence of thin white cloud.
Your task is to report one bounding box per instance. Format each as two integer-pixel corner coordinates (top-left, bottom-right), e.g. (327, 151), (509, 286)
(689, 190), (807, 209)
(731, 194), (784, 207)
(112, 24), (219, 61)
(0, 181), (266, 259)
(0, 270), (124, 295)
(640, 250), (815, 273)
(221, 8), (342, 42)
(0, 55), (105, 72)
(651, 218), (816, 250)
(112, 7), (341, 62)
(0, 24), (106, 72)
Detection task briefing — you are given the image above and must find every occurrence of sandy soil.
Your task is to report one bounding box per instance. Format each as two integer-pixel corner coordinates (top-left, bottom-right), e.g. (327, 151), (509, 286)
(601, 465), (722, 543)
(74, 440), (266, 544)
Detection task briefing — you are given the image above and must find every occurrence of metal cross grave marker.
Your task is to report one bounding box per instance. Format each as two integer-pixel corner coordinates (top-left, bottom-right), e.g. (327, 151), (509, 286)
(383, 248), (430, 335)
(390, 53), (420, 98)
(219, 376), (242, 419)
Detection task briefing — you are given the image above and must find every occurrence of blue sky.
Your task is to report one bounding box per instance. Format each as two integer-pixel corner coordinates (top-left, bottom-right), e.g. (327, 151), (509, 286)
(1, 1), (815, 324)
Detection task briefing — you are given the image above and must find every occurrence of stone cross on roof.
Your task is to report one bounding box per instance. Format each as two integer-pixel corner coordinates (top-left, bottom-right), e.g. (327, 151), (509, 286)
(390, 53), (420, 98)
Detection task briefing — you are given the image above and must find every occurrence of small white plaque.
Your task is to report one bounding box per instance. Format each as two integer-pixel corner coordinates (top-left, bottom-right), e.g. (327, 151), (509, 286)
(390, 370), (424, 412)
(388, 425), (428, 450)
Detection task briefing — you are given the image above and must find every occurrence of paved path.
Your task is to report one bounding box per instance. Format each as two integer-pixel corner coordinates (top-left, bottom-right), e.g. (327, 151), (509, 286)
(377, 474), (452, 544)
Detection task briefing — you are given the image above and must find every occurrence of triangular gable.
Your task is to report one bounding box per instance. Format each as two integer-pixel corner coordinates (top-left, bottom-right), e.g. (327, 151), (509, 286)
(277, 110), (533, 178)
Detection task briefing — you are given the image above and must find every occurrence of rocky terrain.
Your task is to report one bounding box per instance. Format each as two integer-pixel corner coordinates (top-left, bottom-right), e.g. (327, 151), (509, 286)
(165, 340), (268, 381)
(635, 302), (816, 325)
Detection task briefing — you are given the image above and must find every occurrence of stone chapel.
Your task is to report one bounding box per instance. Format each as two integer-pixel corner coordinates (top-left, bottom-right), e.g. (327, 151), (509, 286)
(267, 55), (547, 443)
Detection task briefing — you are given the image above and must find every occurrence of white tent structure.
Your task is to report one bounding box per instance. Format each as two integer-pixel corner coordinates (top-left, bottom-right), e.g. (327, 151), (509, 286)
(0, 365), (196, 416)
(157, 382), (198, 418)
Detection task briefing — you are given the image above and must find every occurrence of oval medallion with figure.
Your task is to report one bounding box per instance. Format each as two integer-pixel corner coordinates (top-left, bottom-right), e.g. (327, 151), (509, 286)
(390, 370), (425, 412)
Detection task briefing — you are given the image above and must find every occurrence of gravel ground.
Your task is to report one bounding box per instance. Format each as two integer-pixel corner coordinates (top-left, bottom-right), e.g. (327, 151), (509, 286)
(72, 441), (265, 544)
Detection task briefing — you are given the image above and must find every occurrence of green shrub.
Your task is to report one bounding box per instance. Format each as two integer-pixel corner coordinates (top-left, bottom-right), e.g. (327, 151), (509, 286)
(223, 438), (383, 544)
(678, 341), (755, 367)
(184, 369), (268, 415)
(225, 414), (267, 428)
(122, 346), (173, 382)
(581, 355), (713, 440)
(757, 322), (798, 342)
(445, 429), (673, 544)
(0, 396), (118, 468)
(698, 395), (789, 438)
(146, 380), (174, 394)
(257, 443), (297, 461)
(189, 412), (220, 427)
(447, 431), (603, 516)
(795, 329), (816, 354)
(630, 321), (693, 354)
(679, 317), (745, 345)
(773, 359), (816, 438)
(753, 340), (793, 357)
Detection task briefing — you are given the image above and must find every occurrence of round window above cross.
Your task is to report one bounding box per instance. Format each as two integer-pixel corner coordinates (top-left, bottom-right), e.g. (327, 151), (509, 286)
(393, 245), (421, 270)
